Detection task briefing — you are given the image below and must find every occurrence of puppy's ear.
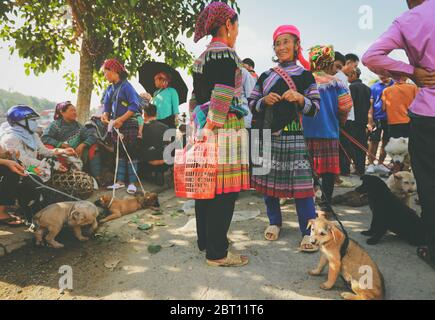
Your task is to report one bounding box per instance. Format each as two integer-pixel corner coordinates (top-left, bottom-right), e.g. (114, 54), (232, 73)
(329, 225), (343, 244)
(394, 172), (403, 180)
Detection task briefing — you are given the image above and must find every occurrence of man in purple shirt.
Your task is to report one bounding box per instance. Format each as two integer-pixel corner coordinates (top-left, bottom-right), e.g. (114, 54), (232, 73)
(363, 0), (435, 270)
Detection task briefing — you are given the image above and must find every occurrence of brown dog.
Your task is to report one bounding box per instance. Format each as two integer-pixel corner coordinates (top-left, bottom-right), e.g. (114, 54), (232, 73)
(96, 193), (159, 224)
(308, 217), (385, 300)
(34, 201), (99, 249)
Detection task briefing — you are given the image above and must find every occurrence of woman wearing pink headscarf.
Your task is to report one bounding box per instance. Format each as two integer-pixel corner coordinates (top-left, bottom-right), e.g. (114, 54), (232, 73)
(250, 25), (321, 252)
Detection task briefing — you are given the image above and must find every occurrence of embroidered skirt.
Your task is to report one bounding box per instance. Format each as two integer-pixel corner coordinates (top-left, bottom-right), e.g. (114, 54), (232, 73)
(306, 138), (340, 175)
(251, 132), (314, 199)
(215, 114), (251, 195)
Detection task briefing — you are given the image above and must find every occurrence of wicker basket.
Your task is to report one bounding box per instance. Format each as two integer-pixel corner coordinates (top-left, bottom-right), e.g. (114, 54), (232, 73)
(174, 141), (217, 200)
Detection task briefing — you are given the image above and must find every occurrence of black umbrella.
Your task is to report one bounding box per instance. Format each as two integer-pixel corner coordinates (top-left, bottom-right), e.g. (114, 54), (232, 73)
(138, 62), (188, 104)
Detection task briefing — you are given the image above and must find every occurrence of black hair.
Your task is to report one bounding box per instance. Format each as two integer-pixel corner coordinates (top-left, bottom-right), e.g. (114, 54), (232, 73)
(210, 14), (239, 37)
(345, 53), (360, 63)
(334, 51), (346, 65)
(355, 67), (362, 78)
(243, 58), (255, 69)
(120, 71), (128, 81)
(144, 104), (157, 117)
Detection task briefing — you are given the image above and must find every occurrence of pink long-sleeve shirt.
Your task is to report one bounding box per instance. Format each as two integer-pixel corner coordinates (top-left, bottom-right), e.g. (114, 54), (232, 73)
(362, 0), (435, 117)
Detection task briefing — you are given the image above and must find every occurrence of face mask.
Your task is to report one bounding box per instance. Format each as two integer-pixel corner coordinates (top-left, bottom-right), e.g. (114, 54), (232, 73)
(28, 119), (39, 133)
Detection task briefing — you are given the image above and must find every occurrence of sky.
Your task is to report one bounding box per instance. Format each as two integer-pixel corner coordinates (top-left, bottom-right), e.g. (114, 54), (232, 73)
(0, 0), (410, 114)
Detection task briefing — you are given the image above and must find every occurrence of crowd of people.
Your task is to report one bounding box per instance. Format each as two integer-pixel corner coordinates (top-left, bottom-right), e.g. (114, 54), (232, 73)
(0, 0), (434, 272)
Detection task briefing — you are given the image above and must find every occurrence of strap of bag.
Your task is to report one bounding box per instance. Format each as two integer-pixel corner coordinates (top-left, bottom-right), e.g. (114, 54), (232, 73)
(272, 67), (298, 92)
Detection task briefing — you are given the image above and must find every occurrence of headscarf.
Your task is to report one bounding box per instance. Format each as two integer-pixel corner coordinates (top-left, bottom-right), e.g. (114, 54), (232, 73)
(309, 45), (335, 71)
(194, 2), (237, 43)
(0, 121), (38, 151)
(102, 59), (127, 75)
(54, 101), (73, 120)
(273, 25), (311, 70)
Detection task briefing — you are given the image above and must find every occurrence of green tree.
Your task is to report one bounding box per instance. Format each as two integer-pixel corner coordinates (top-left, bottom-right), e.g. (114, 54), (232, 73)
(0, 0), (239, 122)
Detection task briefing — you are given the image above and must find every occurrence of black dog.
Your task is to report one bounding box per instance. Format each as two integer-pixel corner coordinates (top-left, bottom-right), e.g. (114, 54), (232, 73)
(356, 175), (425, 246)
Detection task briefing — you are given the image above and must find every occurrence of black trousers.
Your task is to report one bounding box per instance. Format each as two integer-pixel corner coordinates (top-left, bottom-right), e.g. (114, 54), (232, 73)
(0, 165), (20, 206)
(409, 117), (435, 262)
(195, 193), (238, 260)
(321, 173), (335, 204)
(352, 124), (368, 175)
(0, 165), (44, 220)
(339, 121), (355, 175)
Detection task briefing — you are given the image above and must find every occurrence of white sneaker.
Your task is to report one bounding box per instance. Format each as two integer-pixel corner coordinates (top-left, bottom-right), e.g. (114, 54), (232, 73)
(127, 184), (137, 195)
(375, 165), (391, 174)
(366, 164), (375, 174)
(107, 183), (125, 190)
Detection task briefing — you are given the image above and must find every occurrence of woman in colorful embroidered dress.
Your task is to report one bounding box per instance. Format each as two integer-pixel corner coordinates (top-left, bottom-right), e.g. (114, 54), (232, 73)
(303, 45), (353, 216)
(42, 101), (101, 179)
(249, 25), (320, 252)
(101, 59), (141, 195)
(189, 2), (250, 267)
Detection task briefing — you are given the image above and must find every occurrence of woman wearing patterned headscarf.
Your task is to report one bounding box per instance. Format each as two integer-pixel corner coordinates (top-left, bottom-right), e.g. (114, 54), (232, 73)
(188, 2), (250, 267)
(249, 25), (320, 252)
(42, 101), (101, 180)
(101, 58), (142, 195)
(303, 45), (353, 216)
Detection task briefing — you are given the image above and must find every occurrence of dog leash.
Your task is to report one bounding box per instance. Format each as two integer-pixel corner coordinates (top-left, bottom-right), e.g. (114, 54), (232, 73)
(108, 127), (148, 208)
(340, 129), (390, 171)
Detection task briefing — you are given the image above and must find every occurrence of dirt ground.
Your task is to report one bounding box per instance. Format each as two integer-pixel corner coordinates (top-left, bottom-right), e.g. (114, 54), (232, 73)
(1, 176), (435, 300)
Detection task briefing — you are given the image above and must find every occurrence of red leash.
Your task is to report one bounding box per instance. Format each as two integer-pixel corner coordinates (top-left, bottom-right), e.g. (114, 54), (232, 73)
(340, 129), (390, 171)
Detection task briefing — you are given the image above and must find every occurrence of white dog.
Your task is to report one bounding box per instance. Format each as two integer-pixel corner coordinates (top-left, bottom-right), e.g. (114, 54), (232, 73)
(385, 137), (411, 172)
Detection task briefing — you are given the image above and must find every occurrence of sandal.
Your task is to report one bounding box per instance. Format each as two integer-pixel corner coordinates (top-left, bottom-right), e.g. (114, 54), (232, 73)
(207, 252), (249, 268)
(264, 225), (281, 241)
(417, 247), (435, 271)
(0, 215), (24, 228)
(107, 183), (125, 190)
(299, 235), (319, 253)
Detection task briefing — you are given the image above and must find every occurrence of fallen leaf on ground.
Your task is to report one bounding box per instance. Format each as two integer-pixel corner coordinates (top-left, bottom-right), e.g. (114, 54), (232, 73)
(148, 245), (162, 254)
(138, 224), (153, 231)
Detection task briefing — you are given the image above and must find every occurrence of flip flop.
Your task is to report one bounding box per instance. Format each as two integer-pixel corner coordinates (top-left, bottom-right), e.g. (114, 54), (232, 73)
(299, 235), (319, 253)
(207, 252), (249, 268)
(264, 225), (281, 241)
(0, 216), (24, 228)
(417, 247), (435, 271)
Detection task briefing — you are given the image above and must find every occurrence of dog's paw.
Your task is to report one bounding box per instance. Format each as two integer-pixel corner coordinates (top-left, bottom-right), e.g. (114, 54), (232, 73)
(341, 292), (356, 300)
(361, 231), (372, 237)
(77, 236), (89, 242)
(48, 242), (64, 249)
(308, 270), (322, 277)
(320, 282), (334, 290)
(366, 238), (379, 245)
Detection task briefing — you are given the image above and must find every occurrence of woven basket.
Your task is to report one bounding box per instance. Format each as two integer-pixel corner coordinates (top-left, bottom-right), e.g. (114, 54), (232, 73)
(47, 170), (94, 200)
(174, 141), (217, 200)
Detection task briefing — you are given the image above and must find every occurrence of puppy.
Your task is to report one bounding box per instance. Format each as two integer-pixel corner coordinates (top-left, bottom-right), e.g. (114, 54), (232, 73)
(385, 137), (411, 172)
(356, 175), (425, 246)
(95, 192), (159, 224)
(386, 171), (417, 208)
(332, 190), (369, 207)
(308, 217), (385, 300)
(34, 201), (99, 249)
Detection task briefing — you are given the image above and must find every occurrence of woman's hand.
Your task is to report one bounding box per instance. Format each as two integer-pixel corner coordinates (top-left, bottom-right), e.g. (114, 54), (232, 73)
(57, 164), (68, 173)
(60, 143), (71, 149)
(141, 92), (153, 101)
(101, 113), (110, 125)
(114, 118), (124, 129)
(282, 90), (305, 106)
(0, 159), (27, 176)
(264, 93), (282, 107)
(412, 67), (435, 87)
(55, 147), (76, 157)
